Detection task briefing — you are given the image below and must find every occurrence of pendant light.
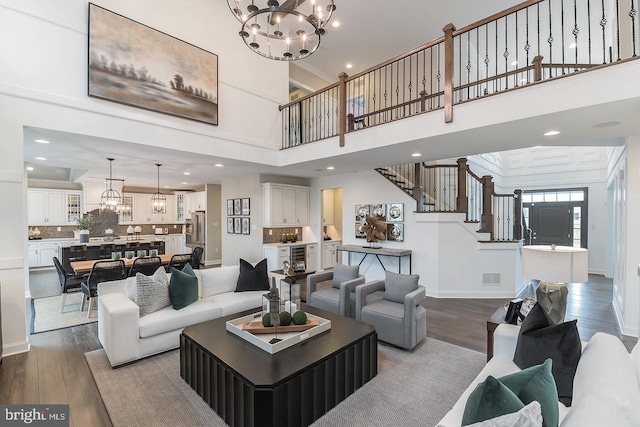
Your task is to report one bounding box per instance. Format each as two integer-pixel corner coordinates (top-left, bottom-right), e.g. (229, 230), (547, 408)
(100, 158), (123, 212)
(151, 163), (167, 214)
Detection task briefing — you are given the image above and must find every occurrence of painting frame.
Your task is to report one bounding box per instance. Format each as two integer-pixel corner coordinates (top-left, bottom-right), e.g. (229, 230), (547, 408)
(227, 218), (234, 234)
(241, 198), (250, 216)
(227, 199), (234, 216)
(234, 217), (242, 234)
(88, 3), (218, 125)
(241, 217), (250, 235)
(234, 199), (242, 216)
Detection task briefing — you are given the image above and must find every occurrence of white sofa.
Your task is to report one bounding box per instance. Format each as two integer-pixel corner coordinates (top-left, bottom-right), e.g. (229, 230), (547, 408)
(438, 324), (640, 427)
(98, 266), (283, 367)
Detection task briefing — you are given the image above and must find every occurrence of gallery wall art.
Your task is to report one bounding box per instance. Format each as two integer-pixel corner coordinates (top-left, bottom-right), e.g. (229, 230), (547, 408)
(88, 3), (218, 125)
(355, 203), (404, 242)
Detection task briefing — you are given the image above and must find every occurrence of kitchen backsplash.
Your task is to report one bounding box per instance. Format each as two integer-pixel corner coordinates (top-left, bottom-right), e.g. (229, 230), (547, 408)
(28, 224), (185, 239)
(263, 227), (302, 244)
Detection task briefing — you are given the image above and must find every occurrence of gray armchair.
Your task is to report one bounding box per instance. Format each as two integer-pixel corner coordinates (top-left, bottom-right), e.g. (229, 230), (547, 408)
(306, 263), (365, 318)
(356, 272), (427, 350)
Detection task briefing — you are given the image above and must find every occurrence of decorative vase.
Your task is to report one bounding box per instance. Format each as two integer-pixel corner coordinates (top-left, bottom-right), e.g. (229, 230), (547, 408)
(79, 229), (89, 243)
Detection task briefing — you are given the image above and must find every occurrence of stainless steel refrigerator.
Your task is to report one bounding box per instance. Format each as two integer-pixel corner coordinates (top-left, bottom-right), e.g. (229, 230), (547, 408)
(186, 211), (205, 249)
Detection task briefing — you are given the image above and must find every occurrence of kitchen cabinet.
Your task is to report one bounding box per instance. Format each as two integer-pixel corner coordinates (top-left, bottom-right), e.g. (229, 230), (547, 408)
(306, 243), (317, 272)
(322, 240), (340, 269)
(129, 194), (176, 224)
(263, 245), (291, 272)
(175, 193), (185, 223)
(28, 189), (82, 226)
(322, 190), (334, 225)
(28, 241), (60, 267)
(28, 243), (38, 267)
(174, 234), (188, 254)
(185, 191), (206, 220)
(262, 183), (310, 227)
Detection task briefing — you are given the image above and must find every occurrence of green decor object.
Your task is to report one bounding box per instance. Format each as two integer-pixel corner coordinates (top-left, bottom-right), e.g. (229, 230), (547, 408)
(169, 264), (198, 310)
(279, 311), (292, 326)
(461, 375), (525, 425)
(292, 310), (307, 325)
(76, 214), (94, 230)
(262, 313), (272, 327)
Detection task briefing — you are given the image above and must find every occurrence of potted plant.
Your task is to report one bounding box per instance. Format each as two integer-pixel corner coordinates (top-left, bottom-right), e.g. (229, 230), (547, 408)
(76, 214), (94, 243)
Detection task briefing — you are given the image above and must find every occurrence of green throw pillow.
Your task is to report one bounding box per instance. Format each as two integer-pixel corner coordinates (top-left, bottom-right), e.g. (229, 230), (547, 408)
(462, 375), (525, 425)
(499, 359), (559, 427)
(169, 263), (198, 310)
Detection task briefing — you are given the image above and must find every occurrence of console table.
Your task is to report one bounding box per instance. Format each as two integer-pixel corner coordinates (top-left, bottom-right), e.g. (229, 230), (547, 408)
(337, 245), (412, 274)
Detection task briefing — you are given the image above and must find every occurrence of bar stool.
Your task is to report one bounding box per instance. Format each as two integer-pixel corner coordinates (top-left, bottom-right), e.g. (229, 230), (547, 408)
(68, 245), (87, 262)
(99, 243), (116, 259)
(149, 240), (164, 254)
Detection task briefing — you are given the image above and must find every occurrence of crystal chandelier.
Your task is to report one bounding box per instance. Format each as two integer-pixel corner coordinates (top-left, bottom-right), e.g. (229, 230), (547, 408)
(228, 0), (336, 61)
(100, 158), (123, 213)
(151, 163), (167, 214)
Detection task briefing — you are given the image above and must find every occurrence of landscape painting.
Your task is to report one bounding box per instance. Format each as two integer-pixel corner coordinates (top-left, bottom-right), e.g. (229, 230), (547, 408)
(88, 4), (218, 125)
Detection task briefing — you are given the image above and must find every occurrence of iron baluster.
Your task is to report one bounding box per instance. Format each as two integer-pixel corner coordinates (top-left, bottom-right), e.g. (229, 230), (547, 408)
(631, 0), (638, 56)
(573, 0), (579, 70)
(587, 0), (592, 64)
(601, 0), (607, 63)
(467, 31), (472, 100)
(616, 0), (621, 60)
(549, 0), (554, 77)
(561, 0), (566, 74)
(485, 25), (490, 95)
(504, 15), (510, 90)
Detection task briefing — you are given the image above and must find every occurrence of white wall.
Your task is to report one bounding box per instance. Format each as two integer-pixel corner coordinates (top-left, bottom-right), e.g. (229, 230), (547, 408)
(0, 0), (288, 356)
(310, 171), (524, 298)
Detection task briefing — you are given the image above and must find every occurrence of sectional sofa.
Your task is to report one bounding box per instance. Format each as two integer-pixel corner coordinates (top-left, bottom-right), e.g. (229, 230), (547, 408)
(97, 266), (283, 367)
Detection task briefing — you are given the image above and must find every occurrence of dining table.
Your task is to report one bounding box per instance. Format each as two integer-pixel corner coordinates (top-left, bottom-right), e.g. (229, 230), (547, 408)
(70, 253), (175, 274)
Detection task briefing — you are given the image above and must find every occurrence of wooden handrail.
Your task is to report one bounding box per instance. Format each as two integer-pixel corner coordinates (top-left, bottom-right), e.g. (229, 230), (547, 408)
(278, 82), (339, 111)
(452, 0), (544, 36)
(349, 91), (443, 122)
(466, 167), (482, 182)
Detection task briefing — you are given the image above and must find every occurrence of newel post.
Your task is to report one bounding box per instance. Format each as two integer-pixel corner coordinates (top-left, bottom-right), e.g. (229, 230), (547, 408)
(513, 189), (523, 241)
(413, 162), (424, 211)
(443, 23), (456, 123)
(338, 72), (348, 147)
(480, 175), (494, 240)
(532, 55), (544, 82)
(456, 158), (468, 218)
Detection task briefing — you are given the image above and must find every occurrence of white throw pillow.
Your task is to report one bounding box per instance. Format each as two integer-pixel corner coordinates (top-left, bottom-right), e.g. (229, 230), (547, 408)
(467, 401), (542, 427)
(135, 266), (170, 317)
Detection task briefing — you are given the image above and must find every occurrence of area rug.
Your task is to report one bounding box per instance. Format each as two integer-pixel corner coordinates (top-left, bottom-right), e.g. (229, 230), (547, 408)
(31, 293), (97, 334)
(85, 338), (485, 427)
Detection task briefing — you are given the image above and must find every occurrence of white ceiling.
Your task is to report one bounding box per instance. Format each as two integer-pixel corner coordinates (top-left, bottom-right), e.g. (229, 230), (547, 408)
(23, 1), (639, 189)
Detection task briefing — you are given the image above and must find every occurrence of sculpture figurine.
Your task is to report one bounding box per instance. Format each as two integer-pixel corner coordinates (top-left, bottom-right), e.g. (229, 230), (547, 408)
(362, 214), (386, 247)
(267, 277), (281, 343)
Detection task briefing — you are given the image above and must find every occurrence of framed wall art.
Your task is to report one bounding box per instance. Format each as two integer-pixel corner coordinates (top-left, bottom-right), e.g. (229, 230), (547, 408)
(227, 200), (234, 216)
(227, 218), (234, 234)
(234, 199), (241, 216)
(234, 217), (242, 234)
(241, 217), (250, 235)
(88, 3), (218, 125)
(241, 198), (250, 216)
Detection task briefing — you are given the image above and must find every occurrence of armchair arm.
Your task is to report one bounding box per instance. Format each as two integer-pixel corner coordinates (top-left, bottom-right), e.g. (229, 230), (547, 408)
(98, 293), (141, 367)
(403, 285), (426, 347)
(493, 323), (521, 360)
(338, 275), (366, 317)
(307, 271), (334, 297)
(355, 280), (385, 320)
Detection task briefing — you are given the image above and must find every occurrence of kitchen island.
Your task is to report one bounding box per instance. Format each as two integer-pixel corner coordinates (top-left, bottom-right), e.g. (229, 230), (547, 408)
(59, 237), (166, 271)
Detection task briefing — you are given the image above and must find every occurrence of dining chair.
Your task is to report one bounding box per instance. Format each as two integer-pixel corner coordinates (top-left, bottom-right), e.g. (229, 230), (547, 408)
(81, 260), (127, 318)
(53, 256), (87, 313)
(191, 247), (204, 269)
(167, 254), (193, 273)
(128, 256), (162, 277)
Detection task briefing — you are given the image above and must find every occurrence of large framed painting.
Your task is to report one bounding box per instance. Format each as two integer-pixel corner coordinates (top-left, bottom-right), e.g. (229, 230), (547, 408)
(88, 3), (218, 125)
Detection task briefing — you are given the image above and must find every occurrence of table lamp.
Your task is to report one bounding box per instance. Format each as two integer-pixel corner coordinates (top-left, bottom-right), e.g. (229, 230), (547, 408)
(521, 245), (588, 325)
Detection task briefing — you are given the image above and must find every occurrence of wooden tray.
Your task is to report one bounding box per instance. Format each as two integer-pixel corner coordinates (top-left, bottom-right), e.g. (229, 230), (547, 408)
(242, 317), (319, 334)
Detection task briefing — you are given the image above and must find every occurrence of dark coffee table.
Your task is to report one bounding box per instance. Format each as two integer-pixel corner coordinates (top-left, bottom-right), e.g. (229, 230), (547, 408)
(180, 304), (377, 427)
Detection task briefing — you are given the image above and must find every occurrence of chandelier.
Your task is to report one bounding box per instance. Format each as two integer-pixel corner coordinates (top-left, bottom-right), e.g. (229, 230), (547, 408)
(100, 158), (124, 213)
(151, 163), (167, 214)
(228, 0), (336, 61)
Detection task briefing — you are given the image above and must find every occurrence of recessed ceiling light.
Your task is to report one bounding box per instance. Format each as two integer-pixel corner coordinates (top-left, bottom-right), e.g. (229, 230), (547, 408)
(35, 157), (47, 160)
(182, 182), (188, 185)
(183, 172), (191, 175)
(346, 63), (352, 69)
(35, 139), (50, 144)
(332, 21), (340, 28)
(215, 163), (224, 167)
(26, 166), (34, 171)
(543, 130), (560, 136)
(326, 166), (335, 170)
(411, 152), (422, 157)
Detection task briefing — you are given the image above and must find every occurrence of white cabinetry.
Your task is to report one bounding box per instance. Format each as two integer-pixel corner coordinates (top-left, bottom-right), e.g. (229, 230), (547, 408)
(262, 183), (310, 227)
(322, 190), (334, 225)
(28, 189), (82, 226)
(28, 241), (60, 267)
(306, 243), (317, 272)
(263, 245), (291, 272)
(83, 186), (104, 213)
(133, 194), (151, 223)
(174, 234), (188, 254)
(129, 194), (176, 224)
(322, 240), (340, 269)
(175, 193), (185, 223)
(185, 191), (206, 220)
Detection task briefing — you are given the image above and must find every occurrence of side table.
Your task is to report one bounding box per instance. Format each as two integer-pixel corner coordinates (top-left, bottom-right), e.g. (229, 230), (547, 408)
(486, 306), (516, 361)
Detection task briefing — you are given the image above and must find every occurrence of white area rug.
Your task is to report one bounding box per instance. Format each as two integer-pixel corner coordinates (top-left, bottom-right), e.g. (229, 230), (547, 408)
(86, 338), (485, 427)
(31, 293), (97, 334)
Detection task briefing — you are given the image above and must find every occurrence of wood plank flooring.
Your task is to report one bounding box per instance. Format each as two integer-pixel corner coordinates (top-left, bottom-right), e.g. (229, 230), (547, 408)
(0, 271), (635, 426)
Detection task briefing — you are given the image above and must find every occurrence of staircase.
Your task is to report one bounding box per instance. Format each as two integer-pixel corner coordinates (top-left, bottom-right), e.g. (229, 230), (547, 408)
(376, 158), (523, 242)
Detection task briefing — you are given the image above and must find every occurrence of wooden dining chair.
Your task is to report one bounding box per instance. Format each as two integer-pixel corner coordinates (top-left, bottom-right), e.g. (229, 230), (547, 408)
(80, 260), (126, 318)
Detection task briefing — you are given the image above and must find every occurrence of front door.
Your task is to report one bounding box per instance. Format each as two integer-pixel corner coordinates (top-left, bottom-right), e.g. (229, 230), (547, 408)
(528, 202), (573, 246)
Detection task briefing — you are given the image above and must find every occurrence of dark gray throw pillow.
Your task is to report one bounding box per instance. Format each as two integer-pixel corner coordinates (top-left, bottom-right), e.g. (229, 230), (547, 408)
(513, 302), (581, 407)
(331, 263), (360, 289)
(235, 258), (270, 292)
(383, 271), (419, 303)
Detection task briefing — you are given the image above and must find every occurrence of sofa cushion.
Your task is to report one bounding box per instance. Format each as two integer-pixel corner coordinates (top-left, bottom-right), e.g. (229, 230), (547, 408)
(564, 332), (640, 427)
(498, 359), (558, 427)
(332, 263), (360, 289)
(513, 303), (581, 406)
(383, 271), (419, 303)
(138, 299), (220, 338)
(236, 258), (270, 292)
(135, 267), (170, 317)
(200, 266), (239, 298)
(462, 375), (525, 425)
(202, 290), (264, 317)
(169, 264), (199, 310)
(467, 401), (542, 427)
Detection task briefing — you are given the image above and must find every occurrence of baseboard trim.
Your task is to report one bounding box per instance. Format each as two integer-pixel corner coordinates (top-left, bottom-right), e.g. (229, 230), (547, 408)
(426, 289), (519, 299)
(3, 340), (30, 357)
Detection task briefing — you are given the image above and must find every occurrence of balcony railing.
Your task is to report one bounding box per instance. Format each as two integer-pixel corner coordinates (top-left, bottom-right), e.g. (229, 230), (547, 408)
(279, 0), (640, 148)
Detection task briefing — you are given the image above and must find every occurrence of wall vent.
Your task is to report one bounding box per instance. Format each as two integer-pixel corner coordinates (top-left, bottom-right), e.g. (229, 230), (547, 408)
(482, 273), (501, 285)
(290, 93), (299, 101)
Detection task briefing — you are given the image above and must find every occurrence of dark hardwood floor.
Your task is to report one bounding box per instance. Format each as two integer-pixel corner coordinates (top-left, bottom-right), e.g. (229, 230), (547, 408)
(0, 271), (635, 426)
